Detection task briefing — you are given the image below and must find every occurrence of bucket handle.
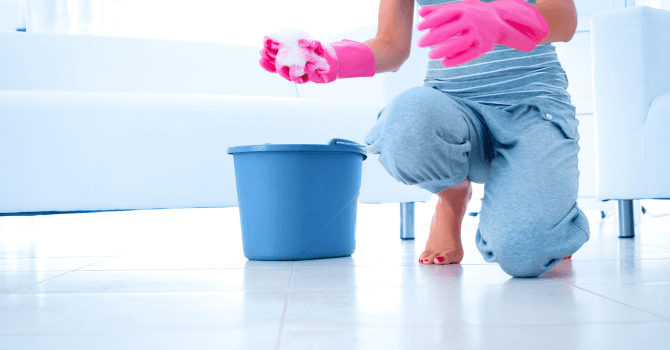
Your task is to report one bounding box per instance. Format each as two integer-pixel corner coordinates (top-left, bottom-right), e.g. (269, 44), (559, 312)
(328, 138), (367, 153)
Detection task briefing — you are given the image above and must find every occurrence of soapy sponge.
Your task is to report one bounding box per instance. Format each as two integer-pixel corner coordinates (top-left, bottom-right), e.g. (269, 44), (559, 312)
(260, 27), (334, 79)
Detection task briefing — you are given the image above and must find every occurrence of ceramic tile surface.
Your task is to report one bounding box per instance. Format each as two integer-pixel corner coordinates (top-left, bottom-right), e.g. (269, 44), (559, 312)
(1, 200), (669, 349)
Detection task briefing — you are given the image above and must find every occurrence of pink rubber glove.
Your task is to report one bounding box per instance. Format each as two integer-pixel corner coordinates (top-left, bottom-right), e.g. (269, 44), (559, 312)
(259, 28), (376, 84)
(417, 0), (549, 67)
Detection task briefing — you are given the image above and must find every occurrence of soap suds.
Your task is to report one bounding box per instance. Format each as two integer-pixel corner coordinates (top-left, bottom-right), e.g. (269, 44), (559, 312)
(265, 27), (331, 78)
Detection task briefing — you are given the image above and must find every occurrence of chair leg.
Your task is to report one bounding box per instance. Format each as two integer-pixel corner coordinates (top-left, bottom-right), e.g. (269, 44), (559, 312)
(400, 202), (415, 240)
(618, 199), (635, 238)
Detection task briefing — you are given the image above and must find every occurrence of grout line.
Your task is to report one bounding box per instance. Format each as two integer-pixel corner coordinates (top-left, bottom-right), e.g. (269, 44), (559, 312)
(570, 280), (670, 287)
(6, 253), (133, 295)
(571, 285), (670, 322)
(0, 248), (137, 260)
(75, 267), (295, 271)
(245, 320), (670, 332)
(638, 243), (670, 250)
(0, 255), (120, 260)
(275, 261), (295, 350)
(2, 270), (73, 296)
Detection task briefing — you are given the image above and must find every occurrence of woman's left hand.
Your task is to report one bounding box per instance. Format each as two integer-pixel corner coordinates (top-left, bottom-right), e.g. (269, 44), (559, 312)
(416, 0), (548, 67)
(416, 0), (501, 67)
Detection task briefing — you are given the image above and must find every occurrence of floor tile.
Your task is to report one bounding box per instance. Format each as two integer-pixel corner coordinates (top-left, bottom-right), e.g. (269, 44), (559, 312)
(0, 242), (131, 259)
(0, 330), (279, 350)
(279, 322), (670, 350)
(0, 271), (69, 295)
(0, 257), (109, 272)
(290, 264), (556, 291)
(541, 259), (670, 285)
(575, 281), (670, 320)
(585, 217), (670, 248)
(291, 226), (487, 268)
(635, 231), (670, 249)
(569, 242), (670, 262)
(79, 250), (293, 271)
(1, 204), (668, 349)
(0, 214), (134, 259)
(16, 269), (293, 294)
(282, 283), (662, 330)
(292, 251), (416, 269)
(0, 292), (287, 334)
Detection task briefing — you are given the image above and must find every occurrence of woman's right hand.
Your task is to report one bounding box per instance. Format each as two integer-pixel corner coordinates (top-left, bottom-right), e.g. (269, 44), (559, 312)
(258, 37), (282, 74)
(259, 29), (338, 84)
(259, 28), (376, 84)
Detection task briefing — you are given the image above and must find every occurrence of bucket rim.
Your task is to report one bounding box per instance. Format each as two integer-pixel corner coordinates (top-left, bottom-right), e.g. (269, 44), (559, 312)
(227, 142), (367, 160)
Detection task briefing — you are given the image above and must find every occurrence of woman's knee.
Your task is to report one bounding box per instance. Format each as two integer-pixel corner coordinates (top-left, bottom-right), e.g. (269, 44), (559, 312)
(476, 232), (561, 277)
(370, 88), (471, 152)
(475, 214), (588, 278)
(364, 86), (476, 188)
(496, 250), (562, 278)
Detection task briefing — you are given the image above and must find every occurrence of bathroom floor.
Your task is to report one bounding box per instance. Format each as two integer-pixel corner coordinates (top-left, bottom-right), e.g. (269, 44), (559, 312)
(1, 198), (670, 350)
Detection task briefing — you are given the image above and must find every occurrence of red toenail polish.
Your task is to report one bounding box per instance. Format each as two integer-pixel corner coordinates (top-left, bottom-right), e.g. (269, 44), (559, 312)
(436, 257), (444, 262)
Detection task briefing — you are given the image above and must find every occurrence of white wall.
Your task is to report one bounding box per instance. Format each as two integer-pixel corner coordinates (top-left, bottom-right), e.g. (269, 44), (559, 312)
(9, 0), (381, 46)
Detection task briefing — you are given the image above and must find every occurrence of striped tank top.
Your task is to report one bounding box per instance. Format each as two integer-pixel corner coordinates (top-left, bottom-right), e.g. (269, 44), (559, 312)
(416, 0), (579, 140)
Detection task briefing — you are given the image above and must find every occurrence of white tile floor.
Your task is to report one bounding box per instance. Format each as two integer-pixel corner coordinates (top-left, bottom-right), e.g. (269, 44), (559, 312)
(1, 198), (670, 350)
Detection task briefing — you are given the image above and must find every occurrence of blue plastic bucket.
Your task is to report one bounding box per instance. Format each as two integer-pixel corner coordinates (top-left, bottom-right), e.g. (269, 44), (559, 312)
(227, 138), (367, 261)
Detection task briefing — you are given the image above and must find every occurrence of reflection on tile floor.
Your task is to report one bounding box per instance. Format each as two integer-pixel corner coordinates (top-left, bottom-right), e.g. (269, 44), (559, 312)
(1, 199), (669, 350)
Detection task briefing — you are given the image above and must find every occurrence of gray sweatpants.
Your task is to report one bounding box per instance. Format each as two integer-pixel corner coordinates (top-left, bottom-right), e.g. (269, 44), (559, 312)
(364, 86), (590, 278)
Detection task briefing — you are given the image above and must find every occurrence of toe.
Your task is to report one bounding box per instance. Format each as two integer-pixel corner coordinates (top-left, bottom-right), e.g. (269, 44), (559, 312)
(423, 254), (438, 265)
(419, 252), (432, 264)
(433, 250), (464, 265)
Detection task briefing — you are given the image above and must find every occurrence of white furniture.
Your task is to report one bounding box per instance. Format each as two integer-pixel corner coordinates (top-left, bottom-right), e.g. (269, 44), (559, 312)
(591, 5), (670, 237)
(0, 30), (432, 238)
(0, 0), (24, 32)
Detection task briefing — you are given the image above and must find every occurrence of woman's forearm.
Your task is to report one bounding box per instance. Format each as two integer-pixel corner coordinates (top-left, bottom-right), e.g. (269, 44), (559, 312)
(533, 0), (578, 45)
(362, 37), (410, 74)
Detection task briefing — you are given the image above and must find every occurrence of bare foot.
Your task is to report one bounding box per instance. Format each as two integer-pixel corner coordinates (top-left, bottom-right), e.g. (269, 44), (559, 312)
(419, 177), (473, 265)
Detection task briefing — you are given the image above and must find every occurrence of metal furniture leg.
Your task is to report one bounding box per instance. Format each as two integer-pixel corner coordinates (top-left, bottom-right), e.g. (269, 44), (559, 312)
(618, 199), (635, 238)
(400, 202), (415, 240)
